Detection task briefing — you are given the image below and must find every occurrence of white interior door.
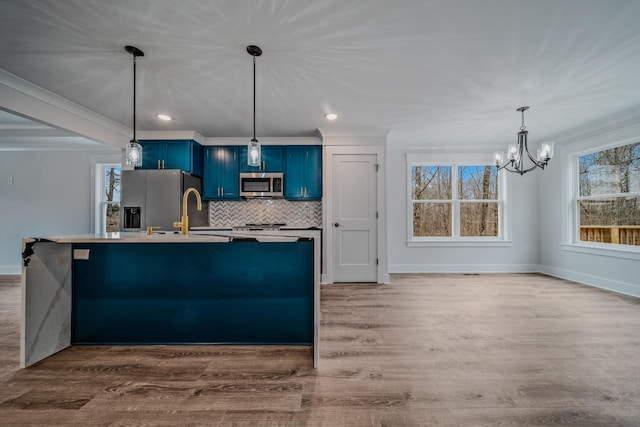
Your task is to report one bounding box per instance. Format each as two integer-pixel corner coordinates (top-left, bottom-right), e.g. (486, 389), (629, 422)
(332, 154), (378, 282)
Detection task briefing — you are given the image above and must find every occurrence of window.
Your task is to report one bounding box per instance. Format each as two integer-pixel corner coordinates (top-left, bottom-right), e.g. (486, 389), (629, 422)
(96, 164), (121, 233)
(410, 163), (502, 241)
(576, 142), (640, 247)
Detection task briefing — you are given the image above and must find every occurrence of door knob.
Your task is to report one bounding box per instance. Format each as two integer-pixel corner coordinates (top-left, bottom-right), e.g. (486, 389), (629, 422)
(334, 222), (340, 227)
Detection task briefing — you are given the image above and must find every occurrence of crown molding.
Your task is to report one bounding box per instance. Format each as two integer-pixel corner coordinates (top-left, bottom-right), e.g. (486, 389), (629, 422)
(203, 136), (322, 146)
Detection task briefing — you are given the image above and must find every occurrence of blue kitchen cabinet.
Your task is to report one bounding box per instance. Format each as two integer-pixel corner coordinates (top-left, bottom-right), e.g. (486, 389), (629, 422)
(138, 139), (204, 177)
(239, 145), (284, 172)
(285, 145), (322, 200)
(203, 146), (240, 200)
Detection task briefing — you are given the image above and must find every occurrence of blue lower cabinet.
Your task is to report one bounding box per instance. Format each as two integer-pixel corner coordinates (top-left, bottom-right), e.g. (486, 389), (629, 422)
(72, 241), (313, 344)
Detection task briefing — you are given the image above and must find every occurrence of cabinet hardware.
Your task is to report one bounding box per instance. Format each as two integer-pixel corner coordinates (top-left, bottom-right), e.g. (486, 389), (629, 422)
(157, 160), (161, 169)
(221, 187), (224, 197)
(162, 160), (165, 169)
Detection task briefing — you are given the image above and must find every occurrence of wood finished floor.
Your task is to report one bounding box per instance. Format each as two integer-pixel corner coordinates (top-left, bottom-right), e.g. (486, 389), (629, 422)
(1, 273), (639, 426)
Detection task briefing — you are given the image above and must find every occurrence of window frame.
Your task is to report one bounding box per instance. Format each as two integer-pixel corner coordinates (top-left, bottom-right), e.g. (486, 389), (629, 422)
(93, 161), (122, 234)
(406, 154), (509, 247)
(567, 140), (640, 255)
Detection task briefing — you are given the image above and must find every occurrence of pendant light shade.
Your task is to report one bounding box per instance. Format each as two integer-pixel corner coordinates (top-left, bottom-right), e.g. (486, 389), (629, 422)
(125, 141), (142, 165)
(247, 45), (262, 167)
(125, 45), (144, 167)
(248, 139), (261, 167)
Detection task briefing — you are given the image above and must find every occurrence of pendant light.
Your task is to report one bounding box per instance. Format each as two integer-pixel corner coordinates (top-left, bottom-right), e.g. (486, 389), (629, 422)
(493, 106), (554, 175)
(247, 45), (262, 167)
(125, 45), (144, 166)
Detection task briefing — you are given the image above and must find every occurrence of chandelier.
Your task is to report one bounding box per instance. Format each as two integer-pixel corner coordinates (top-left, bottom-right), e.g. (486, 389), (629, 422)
(493, 106), (554, 175)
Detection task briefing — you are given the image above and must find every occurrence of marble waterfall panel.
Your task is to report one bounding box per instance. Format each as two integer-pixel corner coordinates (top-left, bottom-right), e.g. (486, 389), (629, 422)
(209, 199), (322, 228)
(21, 240), (72, 367)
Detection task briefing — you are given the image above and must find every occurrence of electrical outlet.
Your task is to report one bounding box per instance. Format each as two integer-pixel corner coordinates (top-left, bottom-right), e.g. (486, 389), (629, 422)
(8, 177), (14, 185)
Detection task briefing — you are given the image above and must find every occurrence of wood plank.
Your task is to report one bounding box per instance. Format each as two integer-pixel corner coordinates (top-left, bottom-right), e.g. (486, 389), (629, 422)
(1, 273), (639, 425)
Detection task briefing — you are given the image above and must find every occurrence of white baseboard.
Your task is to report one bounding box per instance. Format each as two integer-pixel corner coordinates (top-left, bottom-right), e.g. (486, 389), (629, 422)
(0, 265), (21, 275)
(388, 264), (540, 274)
(540, 264), (640, 298)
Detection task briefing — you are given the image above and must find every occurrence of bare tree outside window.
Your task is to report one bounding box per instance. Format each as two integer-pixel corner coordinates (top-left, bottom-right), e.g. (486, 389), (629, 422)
(459, 166), (499, 237)
(412, 166), (452, 237)
(105, 167), (121, 232)
(578, 142), (640, 246)
(411, 164), (500, 238)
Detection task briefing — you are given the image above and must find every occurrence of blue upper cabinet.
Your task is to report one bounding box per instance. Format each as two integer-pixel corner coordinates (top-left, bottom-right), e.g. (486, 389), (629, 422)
(285, 145), (322, 200)
(203, 146), (240, 200)
(138, 140), (204, 177)
(239, 145), (284, 173)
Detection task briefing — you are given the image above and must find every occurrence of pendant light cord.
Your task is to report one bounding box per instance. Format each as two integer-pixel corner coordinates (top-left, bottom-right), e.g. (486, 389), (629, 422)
(252, 55), (257, 142)
(132, 54), (137, 142)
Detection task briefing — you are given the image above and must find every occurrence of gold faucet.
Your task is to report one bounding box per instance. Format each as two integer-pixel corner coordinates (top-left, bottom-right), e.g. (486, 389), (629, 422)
(173, 187), (202, 235)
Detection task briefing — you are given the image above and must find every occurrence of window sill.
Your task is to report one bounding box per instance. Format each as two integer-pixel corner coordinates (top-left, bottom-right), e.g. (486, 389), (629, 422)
(561, 243), (640, 261)
(407, 239), (512, 248)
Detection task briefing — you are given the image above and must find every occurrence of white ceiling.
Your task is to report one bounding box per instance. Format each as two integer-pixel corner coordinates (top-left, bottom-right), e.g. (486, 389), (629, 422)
(1, 0), (640, 150)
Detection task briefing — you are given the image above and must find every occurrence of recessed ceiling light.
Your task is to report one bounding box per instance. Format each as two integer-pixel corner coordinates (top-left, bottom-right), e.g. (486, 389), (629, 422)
(325, 113), (338, 121)
(156, 114), (173, 121)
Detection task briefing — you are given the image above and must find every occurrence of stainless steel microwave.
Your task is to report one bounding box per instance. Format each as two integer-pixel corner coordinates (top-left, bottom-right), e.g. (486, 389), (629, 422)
(239, 172), (284, 198)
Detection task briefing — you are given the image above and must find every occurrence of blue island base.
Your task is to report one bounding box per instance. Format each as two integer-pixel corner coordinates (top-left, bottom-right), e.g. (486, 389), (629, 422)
(72, 241), (313, 345)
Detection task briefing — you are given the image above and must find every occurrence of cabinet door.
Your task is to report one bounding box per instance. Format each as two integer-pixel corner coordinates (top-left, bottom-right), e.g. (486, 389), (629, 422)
(285, 145), (322, 200)
(137, 140), (203, 175)
(203, 146), (240, 200)
(285, 146), (305, 199)
(219, 146), (240, 199)
(163, 140), (192, 171)
(203, 146), (218, 199)
(139, 141), (162, 170)
(239, 145), (284, 172)
(303, 145), (322, 199)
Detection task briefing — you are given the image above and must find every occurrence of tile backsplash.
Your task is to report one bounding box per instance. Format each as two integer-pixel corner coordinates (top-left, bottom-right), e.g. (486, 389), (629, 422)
(209, 199), (322, 228)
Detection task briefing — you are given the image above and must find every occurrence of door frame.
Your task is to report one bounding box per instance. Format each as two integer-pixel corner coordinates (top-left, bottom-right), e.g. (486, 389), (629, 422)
(322, 144), (389, 284)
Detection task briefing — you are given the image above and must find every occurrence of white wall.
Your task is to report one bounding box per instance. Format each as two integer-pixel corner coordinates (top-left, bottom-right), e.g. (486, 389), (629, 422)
(538, 121), (640, 297)
(387, 148), (540, 272)
(0, 150), (107, 273)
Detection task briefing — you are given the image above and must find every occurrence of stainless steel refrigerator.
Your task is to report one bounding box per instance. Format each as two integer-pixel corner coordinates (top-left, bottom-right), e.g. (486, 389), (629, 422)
(120, 170), (208, 232)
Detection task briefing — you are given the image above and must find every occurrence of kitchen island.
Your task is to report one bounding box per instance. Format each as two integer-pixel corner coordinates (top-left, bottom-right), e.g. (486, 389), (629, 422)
(21, 230), (320, 368)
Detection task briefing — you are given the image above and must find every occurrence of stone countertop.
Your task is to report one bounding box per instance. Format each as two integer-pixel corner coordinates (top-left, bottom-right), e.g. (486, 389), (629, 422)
(25, 230), (318, 244)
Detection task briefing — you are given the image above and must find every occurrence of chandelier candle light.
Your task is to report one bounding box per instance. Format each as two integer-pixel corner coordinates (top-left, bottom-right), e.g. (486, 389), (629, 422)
(124, 45), (144, 167)
(247, 45), (262, 167)
(493, 106), (554, 175)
